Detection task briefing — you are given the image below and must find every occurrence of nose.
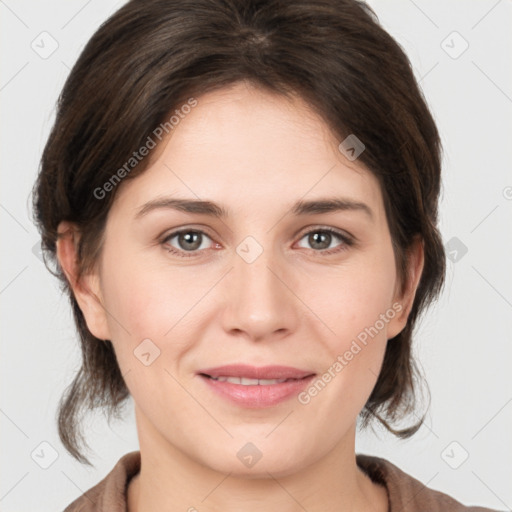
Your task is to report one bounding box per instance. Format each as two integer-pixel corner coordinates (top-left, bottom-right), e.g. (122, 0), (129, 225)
(221, 240), (299, 343)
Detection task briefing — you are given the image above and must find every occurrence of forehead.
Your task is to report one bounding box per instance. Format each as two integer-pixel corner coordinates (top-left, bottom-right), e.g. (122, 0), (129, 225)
(110, 82), (384, 222)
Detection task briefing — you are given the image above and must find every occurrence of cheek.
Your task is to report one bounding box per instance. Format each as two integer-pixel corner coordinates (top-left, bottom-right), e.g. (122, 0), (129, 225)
(101, 239), (187, 333)
(99, 246), (217, 380)
(98, 249), (178, 363)
(299, 269), (394, 421)
(99, 263), (194, 407)
(306, 251), (397, 347)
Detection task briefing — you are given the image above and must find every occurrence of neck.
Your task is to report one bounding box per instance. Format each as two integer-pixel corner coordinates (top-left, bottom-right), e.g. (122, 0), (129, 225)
(127, 410), (388, 512)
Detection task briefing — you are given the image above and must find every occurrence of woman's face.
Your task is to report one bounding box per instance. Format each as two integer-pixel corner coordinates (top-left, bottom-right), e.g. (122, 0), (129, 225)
(70, 81), (419, 476)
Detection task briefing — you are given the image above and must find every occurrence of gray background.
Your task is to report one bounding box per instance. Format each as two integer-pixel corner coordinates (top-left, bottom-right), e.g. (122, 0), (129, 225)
(1, 0), (511, 510)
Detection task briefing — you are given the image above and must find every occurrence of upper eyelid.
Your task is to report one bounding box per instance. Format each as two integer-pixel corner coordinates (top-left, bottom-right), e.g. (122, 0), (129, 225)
(161, 225), (215, 243)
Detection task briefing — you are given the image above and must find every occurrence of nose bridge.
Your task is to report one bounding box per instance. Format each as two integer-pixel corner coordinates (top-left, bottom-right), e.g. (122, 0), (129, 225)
(223, 234), (296, 340)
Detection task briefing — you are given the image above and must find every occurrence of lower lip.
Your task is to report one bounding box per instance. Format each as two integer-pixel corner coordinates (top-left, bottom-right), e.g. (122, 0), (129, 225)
(199, 374), (316, 408)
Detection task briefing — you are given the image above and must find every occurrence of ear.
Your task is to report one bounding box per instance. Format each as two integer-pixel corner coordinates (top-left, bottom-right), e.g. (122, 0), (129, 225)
(386, 236), (425, 340)
(56, 221), (111, 341)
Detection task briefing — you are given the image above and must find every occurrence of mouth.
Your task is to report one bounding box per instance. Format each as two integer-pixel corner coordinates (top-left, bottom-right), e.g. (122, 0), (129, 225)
(197, 364), (316, 408)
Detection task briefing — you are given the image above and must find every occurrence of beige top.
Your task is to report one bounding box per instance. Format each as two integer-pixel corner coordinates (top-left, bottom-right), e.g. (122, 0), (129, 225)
(63, 451), (500, 511)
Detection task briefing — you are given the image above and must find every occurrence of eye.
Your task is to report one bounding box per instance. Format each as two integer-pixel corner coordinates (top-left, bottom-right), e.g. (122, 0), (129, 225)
(161, 226), (353, 259)
(296, 227), (353, 255)
(163, 229), (215, 258)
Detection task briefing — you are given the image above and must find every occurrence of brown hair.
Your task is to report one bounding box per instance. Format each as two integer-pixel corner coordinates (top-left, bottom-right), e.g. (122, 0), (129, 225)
(31, 0), (445, 465)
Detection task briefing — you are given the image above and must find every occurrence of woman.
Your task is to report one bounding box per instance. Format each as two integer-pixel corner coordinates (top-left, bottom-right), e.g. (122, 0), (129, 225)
(31, 0), (501, 510)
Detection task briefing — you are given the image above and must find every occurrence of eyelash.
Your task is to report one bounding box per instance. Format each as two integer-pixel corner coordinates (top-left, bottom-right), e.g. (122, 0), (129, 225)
(161, 226), (354, 259)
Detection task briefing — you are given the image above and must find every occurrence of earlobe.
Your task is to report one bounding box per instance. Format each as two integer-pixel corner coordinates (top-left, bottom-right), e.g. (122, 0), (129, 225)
(387, 237), (425, 339)
(56, 221), (111, 341)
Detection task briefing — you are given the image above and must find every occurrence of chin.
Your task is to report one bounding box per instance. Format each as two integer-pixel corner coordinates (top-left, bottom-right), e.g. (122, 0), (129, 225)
(191, 438), (315, 479)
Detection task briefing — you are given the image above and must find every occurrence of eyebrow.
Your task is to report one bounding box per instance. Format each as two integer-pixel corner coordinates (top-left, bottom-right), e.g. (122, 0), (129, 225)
(134, 196), (373, 221)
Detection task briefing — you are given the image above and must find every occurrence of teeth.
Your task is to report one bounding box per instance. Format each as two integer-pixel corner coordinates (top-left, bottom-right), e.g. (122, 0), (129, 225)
(240, 377), (259, 385)
(209, 376), (290, 385)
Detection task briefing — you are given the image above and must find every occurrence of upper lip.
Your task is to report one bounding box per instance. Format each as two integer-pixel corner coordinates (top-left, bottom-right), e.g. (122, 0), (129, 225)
(198, 364), (315, 380)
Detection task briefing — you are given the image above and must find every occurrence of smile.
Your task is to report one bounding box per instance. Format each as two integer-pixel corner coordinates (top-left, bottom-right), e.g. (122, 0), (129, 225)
(197, 365), (316, 408)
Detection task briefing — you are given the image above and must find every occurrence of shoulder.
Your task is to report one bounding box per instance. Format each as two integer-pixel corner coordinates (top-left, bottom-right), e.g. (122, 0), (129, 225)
(63, 451), (141, 512)
(356, 453), (501, 512)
